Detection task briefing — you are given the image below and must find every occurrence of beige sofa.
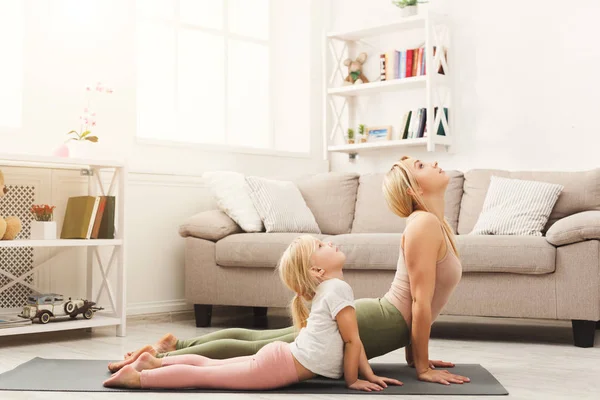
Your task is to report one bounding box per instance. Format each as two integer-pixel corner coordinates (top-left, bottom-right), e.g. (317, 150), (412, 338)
(180, 169), (600, 347)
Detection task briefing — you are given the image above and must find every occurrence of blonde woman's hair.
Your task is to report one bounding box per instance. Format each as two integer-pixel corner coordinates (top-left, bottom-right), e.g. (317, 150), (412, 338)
(277, 235), (321, 330)
(382, 156), (458, 256)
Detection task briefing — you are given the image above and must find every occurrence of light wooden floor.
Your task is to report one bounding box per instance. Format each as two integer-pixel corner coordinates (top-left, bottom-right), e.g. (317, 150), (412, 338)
(0, 308), (599, 400)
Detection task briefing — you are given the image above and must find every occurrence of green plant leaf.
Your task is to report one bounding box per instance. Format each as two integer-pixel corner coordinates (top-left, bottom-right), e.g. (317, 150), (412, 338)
(80, 130), (91, 138)
(67, 130), (78, 135)
(85, 136), (99, 143)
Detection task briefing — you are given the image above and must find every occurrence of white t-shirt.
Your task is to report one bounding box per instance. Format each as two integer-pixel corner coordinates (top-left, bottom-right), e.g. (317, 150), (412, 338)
(289, 278), (355, 379)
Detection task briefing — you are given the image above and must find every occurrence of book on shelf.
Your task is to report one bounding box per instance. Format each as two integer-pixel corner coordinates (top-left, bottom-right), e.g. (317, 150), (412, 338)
(61, 195), (115, 239)
(398, 107), (448, 139)
(379, 46), (447, 81)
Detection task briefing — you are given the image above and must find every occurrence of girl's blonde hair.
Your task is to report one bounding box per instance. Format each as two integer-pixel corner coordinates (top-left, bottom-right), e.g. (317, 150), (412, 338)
(277, 235), (321, 330)
(382, 156), (458, 256)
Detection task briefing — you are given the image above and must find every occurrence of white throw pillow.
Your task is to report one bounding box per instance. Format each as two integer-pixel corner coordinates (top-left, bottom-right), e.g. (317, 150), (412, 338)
(471, 176), (564, 236)
(203, 171), (264, 232)
(245, 176), (321, 234)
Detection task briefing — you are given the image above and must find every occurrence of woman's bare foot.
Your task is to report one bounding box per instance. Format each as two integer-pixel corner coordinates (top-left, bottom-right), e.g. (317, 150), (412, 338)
(132, 352), (162, 372)
(103, 365), (141, 388)
(123, 333), (178, 359)
(109, 345), (156, 372)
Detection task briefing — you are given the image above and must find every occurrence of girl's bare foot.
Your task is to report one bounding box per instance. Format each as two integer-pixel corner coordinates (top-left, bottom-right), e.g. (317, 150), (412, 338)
(103, 365), (142, 388)
(123, 333), (178, 359)
(109, 345), (156, 372)
(132, 352), (162, 372)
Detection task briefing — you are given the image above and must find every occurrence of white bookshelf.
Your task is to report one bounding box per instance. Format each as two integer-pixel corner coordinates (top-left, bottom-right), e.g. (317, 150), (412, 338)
(0, 153), (127, 338)
(324, 11), (452, 159)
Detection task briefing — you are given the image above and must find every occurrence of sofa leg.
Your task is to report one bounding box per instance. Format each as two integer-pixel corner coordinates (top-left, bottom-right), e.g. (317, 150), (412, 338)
(571, 320), (596, 348)
(253, 307), (268, 317)
(194, 304), (212, 328)
(253, 307), (268, 327)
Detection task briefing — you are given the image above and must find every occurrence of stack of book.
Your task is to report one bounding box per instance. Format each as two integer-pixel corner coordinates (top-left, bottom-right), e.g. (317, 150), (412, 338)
(60, 195), (116, 239)
(399, 107), (448, 139)
(380, 46), (446, 81)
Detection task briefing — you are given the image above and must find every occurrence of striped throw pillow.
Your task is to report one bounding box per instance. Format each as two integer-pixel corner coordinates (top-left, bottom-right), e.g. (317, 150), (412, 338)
(246, 176), (321, 234)
(471, 176), (564, 236)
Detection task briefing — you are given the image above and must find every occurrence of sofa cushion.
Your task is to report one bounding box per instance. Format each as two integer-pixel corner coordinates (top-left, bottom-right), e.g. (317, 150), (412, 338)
(294, 172), (360, 235)
(216, 232), (401, 270)
(245, 176), (321, 234)
(179, 209), (242, 242)
(470, 176), (563, 236)
(216, 233), (328, 268)
(458, 168), (600, 235)
(456, 235), (556, 274)
(329, 234), (401, 271)
(351, 171), (464, 234)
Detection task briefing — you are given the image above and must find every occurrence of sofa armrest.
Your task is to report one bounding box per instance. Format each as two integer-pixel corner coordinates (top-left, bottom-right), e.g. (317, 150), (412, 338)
(546, 211), (600, 246)
(179, 209), (242, 242)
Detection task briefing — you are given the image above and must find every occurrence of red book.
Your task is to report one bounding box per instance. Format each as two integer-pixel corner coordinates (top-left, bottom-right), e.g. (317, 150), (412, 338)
(412, 49), (418, 76)
(91, 196), (107, 239)
(416, 48), (423, 76)
(405, 49), (414, 78)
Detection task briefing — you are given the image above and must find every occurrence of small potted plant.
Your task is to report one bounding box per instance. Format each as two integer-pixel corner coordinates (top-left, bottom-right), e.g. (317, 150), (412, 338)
(347, 128), (355, 144)
(30, 204), (57, 240)
(66, 82), (113, 159)
(358, 124), (367, 143)
(391, 0), (425, 17)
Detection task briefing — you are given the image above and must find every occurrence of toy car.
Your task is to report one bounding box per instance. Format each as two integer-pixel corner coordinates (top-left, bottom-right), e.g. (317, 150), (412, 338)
(18, 293), (103, 324)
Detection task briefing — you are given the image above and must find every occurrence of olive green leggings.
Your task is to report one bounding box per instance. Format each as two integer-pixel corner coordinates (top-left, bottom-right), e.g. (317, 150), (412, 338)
(157, 297), (410, 360)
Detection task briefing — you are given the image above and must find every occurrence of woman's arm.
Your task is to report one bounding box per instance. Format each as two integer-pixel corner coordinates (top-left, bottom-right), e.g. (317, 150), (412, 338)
(403, 212), (470, 385)
(403, 212), (440, 375)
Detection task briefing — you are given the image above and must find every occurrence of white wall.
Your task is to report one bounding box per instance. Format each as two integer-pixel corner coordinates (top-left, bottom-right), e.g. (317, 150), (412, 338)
(0, 0), (327, 315)
(327, 0), (600, 173)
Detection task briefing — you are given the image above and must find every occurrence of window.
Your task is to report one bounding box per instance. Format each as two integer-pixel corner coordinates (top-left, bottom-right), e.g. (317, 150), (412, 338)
(136, 0), (274, 149)
(0, 1), (23, 129)
(136, 0), (311, 153)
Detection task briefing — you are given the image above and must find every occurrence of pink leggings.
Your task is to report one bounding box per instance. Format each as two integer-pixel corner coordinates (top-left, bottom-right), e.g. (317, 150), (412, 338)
(140, 341), (299, 390)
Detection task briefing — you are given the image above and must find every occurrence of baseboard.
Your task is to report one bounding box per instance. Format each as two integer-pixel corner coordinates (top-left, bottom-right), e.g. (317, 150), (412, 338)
(126, 299), (192, 316)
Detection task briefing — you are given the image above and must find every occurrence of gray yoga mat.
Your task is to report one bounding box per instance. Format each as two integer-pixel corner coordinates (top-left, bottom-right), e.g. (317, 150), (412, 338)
(0, 357), (508, 395)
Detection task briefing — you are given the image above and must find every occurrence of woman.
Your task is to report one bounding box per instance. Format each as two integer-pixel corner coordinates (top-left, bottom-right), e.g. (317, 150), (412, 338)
(112, 157), (469, 386)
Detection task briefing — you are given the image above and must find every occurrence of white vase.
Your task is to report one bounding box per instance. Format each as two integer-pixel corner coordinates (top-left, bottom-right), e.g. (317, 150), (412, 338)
(67, 140), (95, 159)
(398, 5), (418, 17)
(30, 221), (57, 240)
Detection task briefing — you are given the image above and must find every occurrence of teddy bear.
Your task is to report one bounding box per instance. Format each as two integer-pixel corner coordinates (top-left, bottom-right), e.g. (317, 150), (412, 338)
(0, 170), (22, 240)
(343, 52), (369, 85)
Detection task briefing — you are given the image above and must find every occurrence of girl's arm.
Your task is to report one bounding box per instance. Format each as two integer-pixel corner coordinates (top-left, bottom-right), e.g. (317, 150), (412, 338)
(336, 306), (381, 391)
(336, 307), (403, 391)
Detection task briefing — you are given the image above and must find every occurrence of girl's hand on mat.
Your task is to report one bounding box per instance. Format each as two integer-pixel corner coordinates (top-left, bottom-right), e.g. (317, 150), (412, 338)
(418, 368), (471, 385)
(366, 374), (404, 388)
(348, 379), (384, 392)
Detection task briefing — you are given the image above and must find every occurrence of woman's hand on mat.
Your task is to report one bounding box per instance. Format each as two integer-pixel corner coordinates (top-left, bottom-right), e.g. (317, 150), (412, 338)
(417, 368), (470, 385)
(365, 374), (403, 388)
(348, 378), (384, 392)
(408, 359), (455, 369)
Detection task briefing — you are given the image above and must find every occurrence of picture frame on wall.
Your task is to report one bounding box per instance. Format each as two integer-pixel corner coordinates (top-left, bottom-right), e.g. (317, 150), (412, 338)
(367, 125), (392, 141)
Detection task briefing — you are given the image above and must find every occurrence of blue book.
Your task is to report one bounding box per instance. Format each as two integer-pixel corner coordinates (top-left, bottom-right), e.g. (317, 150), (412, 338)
(400, 51), (406, 78)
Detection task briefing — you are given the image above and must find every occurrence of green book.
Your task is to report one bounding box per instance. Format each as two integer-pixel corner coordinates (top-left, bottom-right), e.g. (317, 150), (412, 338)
(61, 196), (100, 239)
(98, 196), (116, 239)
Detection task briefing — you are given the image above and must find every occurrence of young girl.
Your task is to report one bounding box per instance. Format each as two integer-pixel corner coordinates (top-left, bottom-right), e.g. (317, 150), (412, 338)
(103, 235), (402, 392)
